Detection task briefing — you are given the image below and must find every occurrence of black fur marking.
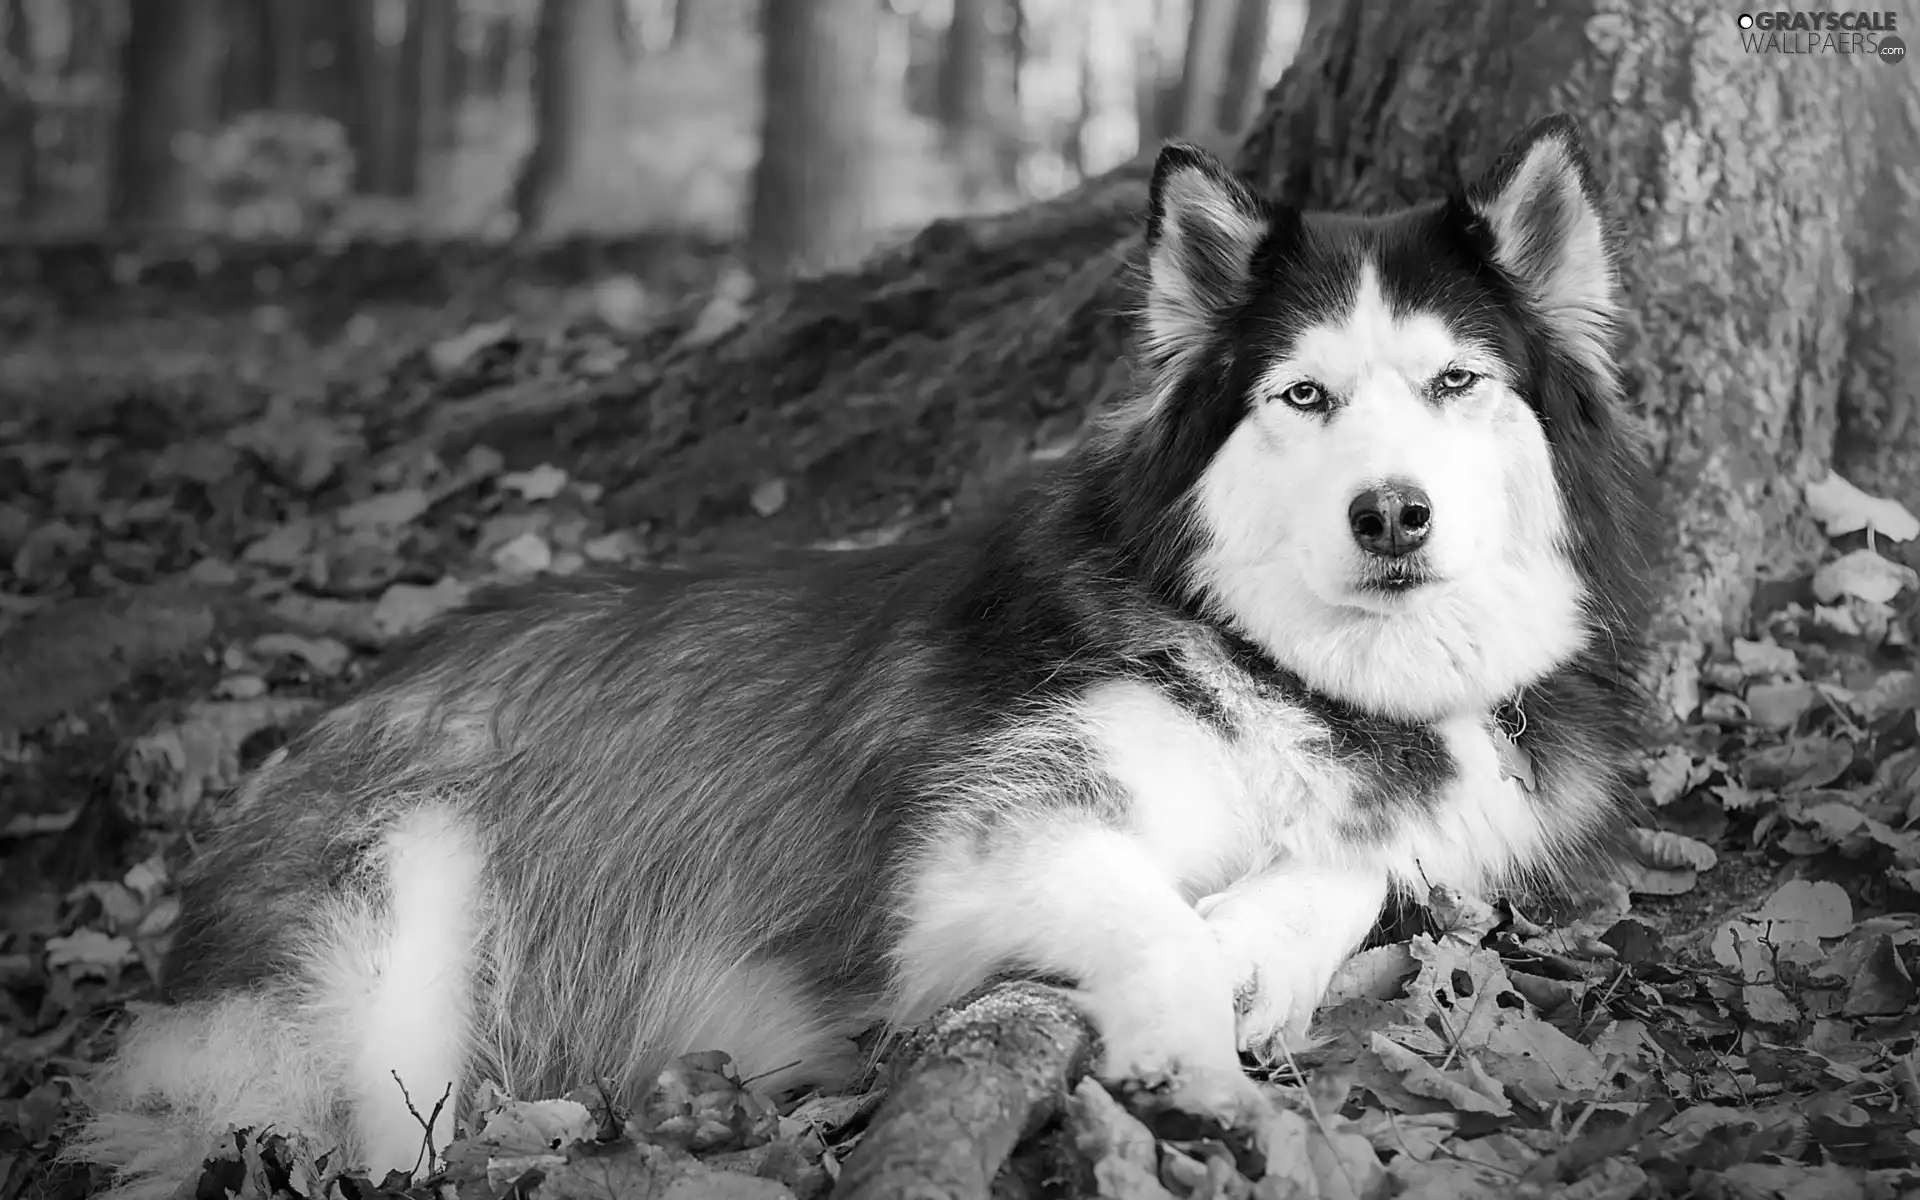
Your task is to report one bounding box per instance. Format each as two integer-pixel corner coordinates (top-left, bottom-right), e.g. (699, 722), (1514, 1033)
(1207, 630), (1455, 838)
(152, 118), (1658, 1120)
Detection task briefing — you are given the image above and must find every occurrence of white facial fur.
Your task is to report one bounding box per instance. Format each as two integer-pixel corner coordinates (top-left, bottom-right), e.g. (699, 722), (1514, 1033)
(1188, 264), (1589, 721)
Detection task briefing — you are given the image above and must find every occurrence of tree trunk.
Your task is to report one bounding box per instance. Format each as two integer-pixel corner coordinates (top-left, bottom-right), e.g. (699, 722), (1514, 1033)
(670, 0), (700, 48)
(388, 0), (453, 198)
(264, 0), (308, 111)
(937, 0), (990, 135)
(111, 0), (225, 229)
(305, 1), (374, 192)
(412, 0), (455, 183)
(473, 14), (513, 98)
(746, 0), (882, 278)
(352, 0), (409, 196)
(1215, 0), (1272, 135)
(553, 0), (1918, 721)
(219, 0), (269, 118)
(513, 0), (630, 236)
(1, 0), (38, 225)
(936, 0), (1002, 202)
(1171, 0), (1236, 141)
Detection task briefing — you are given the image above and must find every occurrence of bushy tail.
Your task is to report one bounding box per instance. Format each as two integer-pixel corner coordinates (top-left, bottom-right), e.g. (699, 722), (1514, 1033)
(63, 993), (352, 1200)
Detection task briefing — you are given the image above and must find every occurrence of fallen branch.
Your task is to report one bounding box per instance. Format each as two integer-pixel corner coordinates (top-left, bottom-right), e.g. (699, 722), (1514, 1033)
(833, 982), (1095, 1200)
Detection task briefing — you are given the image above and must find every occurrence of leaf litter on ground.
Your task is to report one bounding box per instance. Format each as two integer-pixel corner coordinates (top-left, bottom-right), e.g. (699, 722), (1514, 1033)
(0, 279), (1917, 1200)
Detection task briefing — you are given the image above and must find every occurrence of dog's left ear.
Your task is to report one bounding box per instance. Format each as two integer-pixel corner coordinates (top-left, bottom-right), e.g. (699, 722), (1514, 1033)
(1141, 144), (1268, 373)
(1467, 115), (1620, 382)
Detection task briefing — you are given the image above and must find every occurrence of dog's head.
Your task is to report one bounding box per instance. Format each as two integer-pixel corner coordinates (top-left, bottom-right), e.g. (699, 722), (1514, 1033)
(1113, 116), (1651, 721)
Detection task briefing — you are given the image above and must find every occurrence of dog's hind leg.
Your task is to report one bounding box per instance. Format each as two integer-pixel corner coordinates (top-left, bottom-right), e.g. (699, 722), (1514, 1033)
(314, 803), (484, 1174)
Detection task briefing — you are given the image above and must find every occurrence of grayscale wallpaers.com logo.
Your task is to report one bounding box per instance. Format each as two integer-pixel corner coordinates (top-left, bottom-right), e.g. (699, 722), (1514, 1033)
(1736, 10), (1905, 61)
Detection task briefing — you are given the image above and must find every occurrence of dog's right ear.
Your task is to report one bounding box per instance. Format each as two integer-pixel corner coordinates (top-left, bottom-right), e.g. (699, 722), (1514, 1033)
(1142, 144), (1268, 371)
(1466, 115), (1620, 385)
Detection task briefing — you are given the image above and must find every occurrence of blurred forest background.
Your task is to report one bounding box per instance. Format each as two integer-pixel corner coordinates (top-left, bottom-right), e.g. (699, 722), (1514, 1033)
(0, 0), (1306, 274)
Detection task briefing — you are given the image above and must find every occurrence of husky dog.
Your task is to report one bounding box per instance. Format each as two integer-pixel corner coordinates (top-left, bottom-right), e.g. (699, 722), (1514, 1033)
(70, 114), (1653, 1193)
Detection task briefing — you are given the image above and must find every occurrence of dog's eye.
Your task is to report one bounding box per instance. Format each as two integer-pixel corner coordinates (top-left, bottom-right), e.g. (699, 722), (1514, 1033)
(1278, 381), (1326, 409)
(1436, 368), (1480, 393)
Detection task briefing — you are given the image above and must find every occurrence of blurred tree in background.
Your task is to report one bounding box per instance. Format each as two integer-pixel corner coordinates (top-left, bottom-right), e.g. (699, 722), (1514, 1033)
(747, 0), (882, 276)
(0, 0), (1306, 245)
(110, 0), (221, 227)
(513, 0), (632, 233)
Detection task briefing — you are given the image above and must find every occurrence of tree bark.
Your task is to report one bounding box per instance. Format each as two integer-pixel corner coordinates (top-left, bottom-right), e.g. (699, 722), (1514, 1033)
(111, 0), (225, 228)
(670, 0), (700, 48)
(513, 0), (631, 235)
(263, 0), (308, 111)
(936, 0), (1007, 202)
(834, 982), (1095, 1200)
(1171, 0), (1236, 141)
(412, 0), (455, 179)
(555, 0), (1919, 720)
(1, 0), (38, 225)
(218, 0), (268, 118)
(1215, 0), (1272, 135)
(313, 0), (379, 194)
(389, 0), (454, 198)
(746, 0), (882, 278)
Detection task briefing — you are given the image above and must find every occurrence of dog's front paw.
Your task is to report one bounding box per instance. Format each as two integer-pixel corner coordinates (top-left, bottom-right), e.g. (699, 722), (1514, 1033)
(1077, 975), (1241, 1084)
(1205, 907), (1347, 1062)
(1074, 934), (1245, 1073)
(1087, 988), (1270, 1136)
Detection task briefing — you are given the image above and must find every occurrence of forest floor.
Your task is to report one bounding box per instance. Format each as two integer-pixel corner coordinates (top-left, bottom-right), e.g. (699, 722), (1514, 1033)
(1, 236), (1917, 1200)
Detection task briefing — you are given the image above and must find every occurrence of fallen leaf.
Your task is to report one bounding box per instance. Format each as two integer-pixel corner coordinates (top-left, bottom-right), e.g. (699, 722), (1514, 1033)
(1712, 1161), (1867, 1200)
(1645, 746), (1703, 805)
(591, 275), (651, 332)
(1752, 880), (1854, 939)
(629, 1051), (780, 1156)
(1731, 638), (1802, 679)
(1746, 680), (1818, 729)
(372, 577), (470, 642)
(1812, 549), (1918, 606)
(1743, 736), (1855, 793)
(1, 808), (82, 838)
(476, 1097), (597, 1156)
(1368, 1034), (1512, 1115)
(335, 487), (430, 530)
(583, 530), (645, 563)
(428, 318), (514, 376)
(682, 265), (755, 349)
(1804, 471), (1920, 542)
(120, 697), (322, 824)
(1837, 934), (1916, 1016)
(250, 632), (352, 676)
(1741, 984), (1801, 1025)
(242, 519), (318, 567)
(1619, 860), (1699, 896)
(751, 478), (789, 518)
(493, 531), (553, 575)
(1325, 943), (1418, 1007)
(45, 928), (135, 976)
(1067, 1077), (1174, 1200)
(1628, 827), (1719, 871)
(228, 396), (359, 492)
(499, 464), (571, 502)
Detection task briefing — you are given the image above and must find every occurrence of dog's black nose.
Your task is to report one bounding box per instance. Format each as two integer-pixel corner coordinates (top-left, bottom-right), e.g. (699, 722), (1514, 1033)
(1348, 482), (1432, 558)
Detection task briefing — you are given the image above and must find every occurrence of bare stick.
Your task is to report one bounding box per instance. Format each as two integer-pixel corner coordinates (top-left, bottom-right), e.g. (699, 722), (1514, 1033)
(833, 982), (1095, 1200)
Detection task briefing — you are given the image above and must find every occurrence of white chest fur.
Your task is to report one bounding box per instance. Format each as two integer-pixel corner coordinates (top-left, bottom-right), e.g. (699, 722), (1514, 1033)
(1077, 678), (1551, 901)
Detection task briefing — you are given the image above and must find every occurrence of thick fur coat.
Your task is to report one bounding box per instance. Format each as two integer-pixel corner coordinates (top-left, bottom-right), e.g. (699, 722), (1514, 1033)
(68, 114), (1656, 1193)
